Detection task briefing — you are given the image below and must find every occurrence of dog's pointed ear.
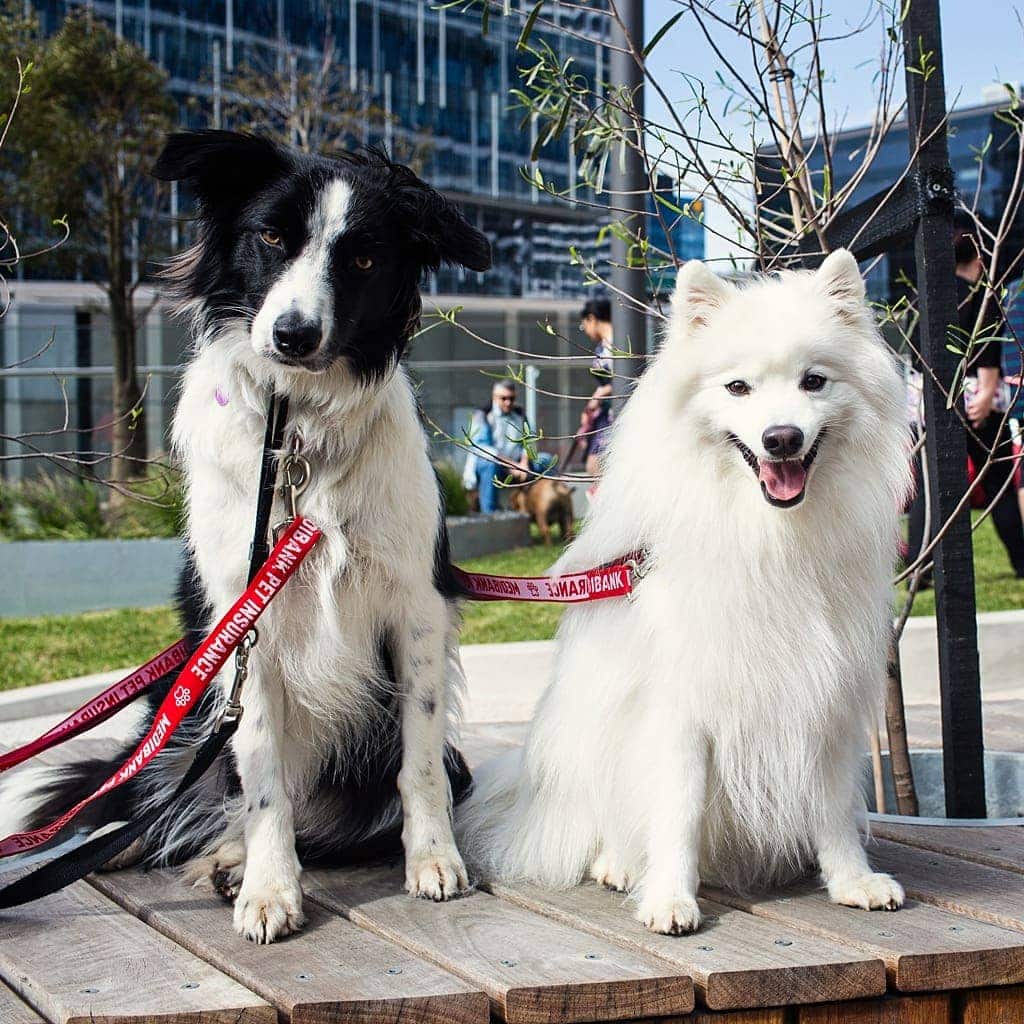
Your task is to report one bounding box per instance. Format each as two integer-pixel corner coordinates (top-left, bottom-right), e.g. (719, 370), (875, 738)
(389, 162), (492, 272)
(815, 249), (866, 303)
(152, 130), (289, 209)
(814, 249), (867, 324)
(671, 260), (733, 333)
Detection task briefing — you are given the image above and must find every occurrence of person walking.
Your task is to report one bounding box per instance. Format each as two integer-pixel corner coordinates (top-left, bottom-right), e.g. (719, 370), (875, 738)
(952, 225), (1024, 576)
(573, 297), (619, 484)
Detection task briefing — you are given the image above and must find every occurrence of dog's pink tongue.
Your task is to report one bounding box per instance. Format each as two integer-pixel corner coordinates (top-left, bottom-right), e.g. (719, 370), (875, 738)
(759, 459), (806, 501)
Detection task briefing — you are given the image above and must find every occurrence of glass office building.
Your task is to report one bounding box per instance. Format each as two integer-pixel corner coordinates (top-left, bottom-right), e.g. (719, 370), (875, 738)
(4, 2), (705, 473)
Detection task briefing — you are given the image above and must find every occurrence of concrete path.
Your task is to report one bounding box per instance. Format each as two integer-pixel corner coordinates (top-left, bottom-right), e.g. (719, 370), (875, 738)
(1, 616), (1022, 755)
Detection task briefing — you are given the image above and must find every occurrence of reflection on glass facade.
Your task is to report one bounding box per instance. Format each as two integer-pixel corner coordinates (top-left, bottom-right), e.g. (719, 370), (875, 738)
(758, 100), (1024, 303)
(26, 0), (704, 297)
(4, 2), (707, 477)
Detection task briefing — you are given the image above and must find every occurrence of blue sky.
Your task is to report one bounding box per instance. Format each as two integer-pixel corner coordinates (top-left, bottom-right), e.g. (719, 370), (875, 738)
(644, 1), (1024, 140)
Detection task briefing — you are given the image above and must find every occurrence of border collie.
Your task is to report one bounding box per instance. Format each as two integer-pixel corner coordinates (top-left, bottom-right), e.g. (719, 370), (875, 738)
(3, 130), (491, 943)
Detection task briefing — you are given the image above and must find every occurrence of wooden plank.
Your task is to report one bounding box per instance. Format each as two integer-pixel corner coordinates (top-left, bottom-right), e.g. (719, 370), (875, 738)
(0, 877), (274, 1024)
(704, 878), (1024, 992)
(0, 981), (45, 1024)
(302, 863), (696, 1024)
(871, 821), (1024, 875)
(89, 867), (490, 1024)
(867, 838), (1024, 933)
(487, 880), (886, 1011)
(958, 984), (1024, 1024)
(798, 992), (951, 1023)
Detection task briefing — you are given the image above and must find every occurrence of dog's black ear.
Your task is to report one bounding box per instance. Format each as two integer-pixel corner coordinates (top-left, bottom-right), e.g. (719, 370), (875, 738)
(152, 130), (289, 208)
(389, 162), (492, 272)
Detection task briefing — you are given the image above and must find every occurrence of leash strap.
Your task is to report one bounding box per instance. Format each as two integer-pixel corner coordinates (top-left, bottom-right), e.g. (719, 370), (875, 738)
(0, 394), (303, 907)
(0, 397), (292, 778)
(0, 640), (191, 774)
(452, 561), (636, 603)
(0, 516), (321, 863)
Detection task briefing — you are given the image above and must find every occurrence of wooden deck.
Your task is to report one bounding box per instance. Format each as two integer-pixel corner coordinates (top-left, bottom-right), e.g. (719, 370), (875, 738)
(4, 736), (1024, 1022)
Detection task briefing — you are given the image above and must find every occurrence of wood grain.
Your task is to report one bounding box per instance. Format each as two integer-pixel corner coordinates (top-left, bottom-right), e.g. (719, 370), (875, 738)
(89, 867), (490, 1024)
(798, 992), (951, 1023)
(0, 877), (274, 1024)
(487, 880), (886, 1011)
(866, 839), (1024, 933)
(690, 1012), (788, 1023)
(958, 983), (1024, 1024)
(302, 863), (695, 1024)
(0, 981), (45, 1024)
(870, 822), (1024, 875)
(704, 878), (1024, 991)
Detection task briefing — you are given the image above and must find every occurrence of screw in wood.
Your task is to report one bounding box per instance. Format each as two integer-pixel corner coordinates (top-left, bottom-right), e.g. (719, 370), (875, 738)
(296, 973), (312, 981)
(774, 939), (793, 946)
(584, 953), (601, 960)
(181, 982), (200, 990)
(500, 959), (518, 967)
(697, 945), (714, 952)
(386, 967), (403, 975)
(80, 989), (99, 995)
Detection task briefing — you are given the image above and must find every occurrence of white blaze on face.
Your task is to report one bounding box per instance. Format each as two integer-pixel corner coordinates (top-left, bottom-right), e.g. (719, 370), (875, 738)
(251, 178), (353, 357)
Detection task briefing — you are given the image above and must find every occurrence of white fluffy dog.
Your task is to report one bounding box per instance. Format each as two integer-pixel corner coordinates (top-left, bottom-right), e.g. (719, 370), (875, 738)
(458, 250), (912, 935)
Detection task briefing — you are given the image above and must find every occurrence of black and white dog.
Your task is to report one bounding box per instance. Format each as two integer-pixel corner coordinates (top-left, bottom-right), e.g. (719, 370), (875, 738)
(3, 130), (491, 943)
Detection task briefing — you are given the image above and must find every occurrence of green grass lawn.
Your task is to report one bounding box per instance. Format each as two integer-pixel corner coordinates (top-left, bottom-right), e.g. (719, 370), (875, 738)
(3, 514), (1023, 692)
(898, 512), (1024, 617)
(0, 542), (569, 692)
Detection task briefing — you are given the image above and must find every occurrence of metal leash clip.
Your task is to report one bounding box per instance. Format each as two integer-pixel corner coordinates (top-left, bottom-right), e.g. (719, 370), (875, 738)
(215, 628), (258, 729)
(625, 550), (652, 604)
(273, 436), (311, 542)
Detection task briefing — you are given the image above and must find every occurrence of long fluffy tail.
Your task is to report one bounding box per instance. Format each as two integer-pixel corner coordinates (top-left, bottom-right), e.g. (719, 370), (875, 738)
(456, 746), (596, 888)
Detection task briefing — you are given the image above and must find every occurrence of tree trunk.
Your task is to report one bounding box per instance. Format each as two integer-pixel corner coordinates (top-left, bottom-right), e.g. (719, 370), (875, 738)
(107, 193), (147, 483)
(885, 639), (919, 816)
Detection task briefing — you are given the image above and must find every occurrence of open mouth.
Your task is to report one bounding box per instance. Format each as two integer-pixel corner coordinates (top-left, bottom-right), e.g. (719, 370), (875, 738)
(729, 430), (824, 508)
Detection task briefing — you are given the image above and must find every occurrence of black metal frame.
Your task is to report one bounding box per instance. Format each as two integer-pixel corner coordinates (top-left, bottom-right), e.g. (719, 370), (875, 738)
(793, 0), (985, 817)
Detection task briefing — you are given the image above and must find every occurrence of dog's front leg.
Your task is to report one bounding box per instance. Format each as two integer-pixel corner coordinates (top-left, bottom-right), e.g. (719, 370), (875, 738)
(230, 665), (306, 943)
(396, 595), (468, 901)
(635, 726), (707, 935)
(815, 768), (904, 912)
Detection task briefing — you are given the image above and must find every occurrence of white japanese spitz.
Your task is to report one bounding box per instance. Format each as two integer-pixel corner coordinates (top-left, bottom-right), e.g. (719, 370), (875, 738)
(458, 250), (912, 935)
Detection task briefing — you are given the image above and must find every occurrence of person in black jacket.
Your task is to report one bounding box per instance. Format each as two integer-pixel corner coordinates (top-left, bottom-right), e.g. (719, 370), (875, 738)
(908, 221), (1024, 578)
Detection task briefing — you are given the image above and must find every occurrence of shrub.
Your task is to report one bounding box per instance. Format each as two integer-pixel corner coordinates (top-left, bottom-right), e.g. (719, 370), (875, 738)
(0, 467), (185, 540)
(434, 460), (470, 517)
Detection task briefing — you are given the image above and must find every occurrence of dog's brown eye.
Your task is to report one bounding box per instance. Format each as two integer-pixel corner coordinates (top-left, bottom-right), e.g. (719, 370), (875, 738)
(801, 373), (827, 392)
(726, 380), (751, 397)
(259, 229), (283, 248)
(354, 256), (374, 271)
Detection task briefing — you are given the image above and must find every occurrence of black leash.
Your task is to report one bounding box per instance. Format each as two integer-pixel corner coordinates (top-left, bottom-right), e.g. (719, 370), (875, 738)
(0, 393), (290, 908)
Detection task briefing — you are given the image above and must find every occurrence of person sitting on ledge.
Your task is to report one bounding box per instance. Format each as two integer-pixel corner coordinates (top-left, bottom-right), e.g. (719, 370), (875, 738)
(462, 379), (554, 513)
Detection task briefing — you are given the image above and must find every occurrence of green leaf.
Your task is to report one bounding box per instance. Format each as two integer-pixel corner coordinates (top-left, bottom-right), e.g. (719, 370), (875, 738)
(643, 12), (683, 58)
(518, 1), (543, 51)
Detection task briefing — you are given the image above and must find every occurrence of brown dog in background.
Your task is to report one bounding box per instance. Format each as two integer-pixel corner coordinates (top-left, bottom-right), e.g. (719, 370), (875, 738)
(509, 477), (575, 545)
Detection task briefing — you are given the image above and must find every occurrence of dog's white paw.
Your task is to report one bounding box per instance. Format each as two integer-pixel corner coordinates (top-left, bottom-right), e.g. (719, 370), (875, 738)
(233, 876), (305, 944)
(637, 894), (703, 935)
(828, 872), (904, 911)
(590, 850), (635, 893)
(405, 846), (469, 901)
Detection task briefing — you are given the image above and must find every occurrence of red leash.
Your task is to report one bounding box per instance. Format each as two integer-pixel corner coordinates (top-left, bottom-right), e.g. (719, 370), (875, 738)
(0, 539), (640, 859)
(0, 516), (321, 858)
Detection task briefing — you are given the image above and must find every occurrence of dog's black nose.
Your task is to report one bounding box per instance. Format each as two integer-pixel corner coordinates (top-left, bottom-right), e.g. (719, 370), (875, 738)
(762, 425), (804, 458)
(273, 312), (322, 358)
